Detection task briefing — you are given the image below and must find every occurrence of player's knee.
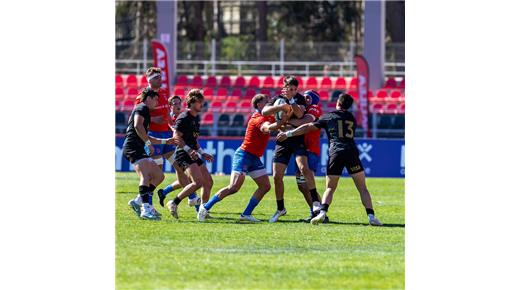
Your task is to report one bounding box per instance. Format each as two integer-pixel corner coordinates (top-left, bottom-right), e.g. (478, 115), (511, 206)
(260, 182), (271, 193)
(228, 184), (240, 194)
(273, 173), (284, 183)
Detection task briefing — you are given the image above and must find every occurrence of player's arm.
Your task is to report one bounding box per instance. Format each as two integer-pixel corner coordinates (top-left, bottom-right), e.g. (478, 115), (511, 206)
(261, 103), (291, 116)
(276, 123), (319, 142)
(173, 130), (200, 161)
(290, 103), (305, 119)
(195, 141), (214, 162)
(287, 113), (315, 127)
(260, 121), (281, 133)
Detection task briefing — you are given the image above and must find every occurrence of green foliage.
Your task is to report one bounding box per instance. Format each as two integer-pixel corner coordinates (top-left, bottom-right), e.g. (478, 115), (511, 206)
(116, 173), (405, 289)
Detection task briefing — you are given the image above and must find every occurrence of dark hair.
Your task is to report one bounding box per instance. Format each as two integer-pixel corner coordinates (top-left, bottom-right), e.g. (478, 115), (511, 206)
(140, 87), (159, 102)
(252, 94), (268, 109)
(168, 95), (182, 104)
(186, 89), (204, 108)
(283, 76), (298, 87)
(145, 67), (161, 77)
(338, 93), (354, 110)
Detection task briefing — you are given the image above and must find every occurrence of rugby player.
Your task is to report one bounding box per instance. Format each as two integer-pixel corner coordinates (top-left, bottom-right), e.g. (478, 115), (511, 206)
(166, 89), (214, 219)
(197, 94), (280, 222)
(123, 88), (176, 220)
(277, 93), (382, 226)
(261, 76), (321, 223)
(157, 95), (201, 214)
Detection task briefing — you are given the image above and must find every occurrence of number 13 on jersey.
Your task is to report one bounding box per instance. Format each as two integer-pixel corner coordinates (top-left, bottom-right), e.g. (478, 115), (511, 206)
(337, 120), (354, 138)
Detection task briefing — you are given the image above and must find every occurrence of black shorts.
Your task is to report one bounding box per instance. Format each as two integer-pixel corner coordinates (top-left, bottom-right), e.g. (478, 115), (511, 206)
(123, 146), (149, 165)
(327, 148), (364, 176)
(174, 149), (204, 171)
(273, 136), (307, 165)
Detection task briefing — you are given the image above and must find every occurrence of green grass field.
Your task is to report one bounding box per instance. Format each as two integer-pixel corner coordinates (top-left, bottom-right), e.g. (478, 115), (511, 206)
(116, 172), (404, 290)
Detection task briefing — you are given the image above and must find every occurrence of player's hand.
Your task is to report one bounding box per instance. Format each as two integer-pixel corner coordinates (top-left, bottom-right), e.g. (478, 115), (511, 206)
(281, 104), (292, 113)
(147, 144), (155, 155)
(188, 150), (199, 161)
(165, 138), (177, 145)
(276, 132), (288, 142)
(201, 153), (214, 162)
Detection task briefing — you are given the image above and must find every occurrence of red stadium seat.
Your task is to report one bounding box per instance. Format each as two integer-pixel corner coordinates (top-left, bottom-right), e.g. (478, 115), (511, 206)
(116, 75), (124, 89)
(389, 90), (403, 102)
(176, 75), (189, 87)
(398, 103), (405, 114)
(222, 101), (238, 113)
(334, 77), (348, 90)
(203, 88), (214, 100)
(349, 77), (358, 89)
(326, 102), (337, 113)
(227, 89), (241, 102)
(371, 103), (384, 114)
(201, 113), (214, 126)
(259, 88), (271, 95)
(174, 88), (185, 97)
(277, 76), (285, 87)
(274, 89), (282, 96)
(384, 77), (397, 88)
(305, 77), (319, 90)
(192, 75), (203, 88)
(245, 88), (256, 99)
(398, 78), (405, 89)
(237, 100), (252, 113)
(348, 91), (359, 102)
(248, 76), (260, 88)
(220, 76), (231, 87)
(317, 90), (329, 102)
(125, 74), (138, 90)
(320, 77), (332, 89)
(262, 76), (275, 88)
(116, 87), (125, 101)
(375, 90), (388, 101)
(234, 76), (246, 88)
(126, 88), (139, 101)
(385, 103), (398, 114)
(206, 76), (217, 87)
(122, 100), (135, 111)
(209, 100), (223, 112)
(139, 75), (148, 89)
(115, 99), (123, 110)
(215, 88), (228, 101)
(296, 76), (304, 87)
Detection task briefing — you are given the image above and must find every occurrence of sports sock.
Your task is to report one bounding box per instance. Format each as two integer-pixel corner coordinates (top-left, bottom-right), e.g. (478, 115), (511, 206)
(321, 203), (330, 212)
(162, 184), (174, 196)
(188, 192), (198, 200)
(173, 197), (182, 205)
(194, 204), (200, 213)
(204, 195), (221, 210)
(309, 188), (320, 202)
(139, 185), (151, 204)
(242, 196), (260, 216)
(366, 208), (375, 216)
(149, 184), (156, 192)
(276, 199), (285, 211)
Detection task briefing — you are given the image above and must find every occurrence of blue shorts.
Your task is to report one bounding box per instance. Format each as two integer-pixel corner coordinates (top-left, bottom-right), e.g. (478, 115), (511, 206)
(145, 130), (175, 156)
(295, 151), (320, 174)
(231, 148), (267, 179)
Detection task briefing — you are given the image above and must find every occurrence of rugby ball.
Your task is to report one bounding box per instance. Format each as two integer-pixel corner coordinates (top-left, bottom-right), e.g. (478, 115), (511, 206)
(274, 98), (292, 122)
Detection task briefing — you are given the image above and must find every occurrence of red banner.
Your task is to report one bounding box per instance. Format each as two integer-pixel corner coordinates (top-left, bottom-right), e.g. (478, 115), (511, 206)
(354, 55), (370, 138)
(151, 40), (171, 94)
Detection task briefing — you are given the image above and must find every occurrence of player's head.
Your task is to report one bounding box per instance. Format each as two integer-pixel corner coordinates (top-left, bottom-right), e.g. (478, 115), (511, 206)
(303, 90), (320, 107)
(252, 94), (270, 111)
(141, 87), (159, 109)
(282, 76), (298, 99)
(186, 89), (205, 113)
(168, 95), (182, 115)
(337, 93), (354, 111)
(146, 67), (162, 89)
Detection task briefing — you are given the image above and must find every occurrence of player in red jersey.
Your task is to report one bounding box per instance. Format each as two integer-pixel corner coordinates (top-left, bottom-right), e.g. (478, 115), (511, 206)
(197, 94), (280, 222)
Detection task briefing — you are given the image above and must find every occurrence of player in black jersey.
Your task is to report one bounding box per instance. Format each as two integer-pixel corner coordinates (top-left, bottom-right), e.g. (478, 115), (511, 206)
(262, 76), (321, 223)
(123, 88), (177, 220)
(166, 89), (214, 219)
(277, 93), (382, 226)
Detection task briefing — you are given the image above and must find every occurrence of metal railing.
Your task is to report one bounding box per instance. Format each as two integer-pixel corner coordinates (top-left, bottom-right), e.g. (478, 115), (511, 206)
(116, 59), (405, 77)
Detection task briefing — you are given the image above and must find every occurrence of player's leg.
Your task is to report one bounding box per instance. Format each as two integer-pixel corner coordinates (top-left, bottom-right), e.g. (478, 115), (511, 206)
(294, 163), (314, 220)
(311, 175), (340, 225)
(198, 172), (245, 221)
(270, 161), (288, 222)
(295, 154), (321, 208)
(166, 163), (204, 219)
(240, 173), (270, 222)
(350, 171), (382, 226)
(134, 158), (162, 220)
(199, 163), (213, 204)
